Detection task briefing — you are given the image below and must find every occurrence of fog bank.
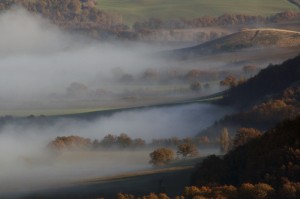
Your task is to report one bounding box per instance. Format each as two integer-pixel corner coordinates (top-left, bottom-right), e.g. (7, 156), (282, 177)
(0, 103), (230, 193)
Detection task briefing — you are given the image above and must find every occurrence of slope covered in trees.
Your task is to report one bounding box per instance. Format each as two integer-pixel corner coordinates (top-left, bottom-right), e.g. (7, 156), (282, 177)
(199, 55), (300, 138)
(192, 116), (300, 190)
(222, 54), (300, 107)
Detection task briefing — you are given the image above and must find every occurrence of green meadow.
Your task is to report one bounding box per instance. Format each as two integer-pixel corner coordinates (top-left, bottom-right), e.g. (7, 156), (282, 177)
(96, 0), (298, 24)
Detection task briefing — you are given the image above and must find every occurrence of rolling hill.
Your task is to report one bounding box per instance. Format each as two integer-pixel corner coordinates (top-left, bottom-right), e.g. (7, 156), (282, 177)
(222, 54), (300, 107)
(173, 28), (300, 57)
(198, 55), (300, 138)
(96, 0), (298, 24)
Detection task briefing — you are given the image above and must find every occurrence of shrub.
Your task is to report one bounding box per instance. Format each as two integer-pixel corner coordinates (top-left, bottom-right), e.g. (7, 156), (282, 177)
(149, 148), (175, 166)
(177, 143), (198, 158)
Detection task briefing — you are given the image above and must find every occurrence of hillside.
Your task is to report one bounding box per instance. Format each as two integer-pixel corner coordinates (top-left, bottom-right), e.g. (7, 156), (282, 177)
(222, 54), (300, 107)
(174, 28), (300, 57)
(192, 116), (300, 189)
(199, 55), (300, 138)
(96, 0), (298, 24)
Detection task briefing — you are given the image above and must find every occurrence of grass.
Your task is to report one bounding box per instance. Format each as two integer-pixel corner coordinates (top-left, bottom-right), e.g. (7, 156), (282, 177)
(96, 0), (298, 24)
(0, 107), (118, 117)
(178, 28), (300, 54)
(21, 156), (205, 198)
(0, 90), (225, 117)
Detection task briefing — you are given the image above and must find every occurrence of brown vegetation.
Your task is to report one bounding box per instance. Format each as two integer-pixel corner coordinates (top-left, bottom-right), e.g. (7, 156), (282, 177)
(48, 135), (92, 152)
(49, 133), (146, 152)
(193, 117), (300, 189)
(200, 55), (300, 139)
(220, 128), (231, 153)
(177, 143), (198, 158)
(133, 11), (300, 31)
(233, 128), (261, 148)
(149, 148), (175, 166)
(0, 1), (298, 42)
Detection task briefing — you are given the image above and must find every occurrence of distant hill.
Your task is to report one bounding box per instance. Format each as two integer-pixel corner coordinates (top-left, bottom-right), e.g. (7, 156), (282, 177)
(95, 0), (298, 24)
(173, 28), (300, 57)
(289, 0), (300, 9)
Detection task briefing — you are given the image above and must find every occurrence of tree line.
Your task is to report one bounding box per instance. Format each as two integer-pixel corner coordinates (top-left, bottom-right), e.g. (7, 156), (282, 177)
(102, 181), (299, 199)
(0, 1), (298, 41)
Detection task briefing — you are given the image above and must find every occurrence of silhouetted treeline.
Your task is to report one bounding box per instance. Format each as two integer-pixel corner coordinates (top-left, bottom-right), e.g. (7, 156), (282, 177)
(192, 116), (300, 190)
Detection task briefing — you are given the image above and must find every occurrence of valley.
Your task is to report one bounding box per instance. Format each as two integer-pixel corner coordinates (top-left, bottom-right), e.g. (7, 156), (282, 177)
(0, 1), (299, 199)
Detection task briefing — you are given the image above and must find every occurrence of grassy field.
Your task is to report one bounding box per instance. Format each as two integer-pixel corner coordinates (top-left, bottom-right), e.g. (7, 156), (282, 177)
(175, 28), (300, 56)
(96, 0), (298, 24)
(18, 157), (205, 199)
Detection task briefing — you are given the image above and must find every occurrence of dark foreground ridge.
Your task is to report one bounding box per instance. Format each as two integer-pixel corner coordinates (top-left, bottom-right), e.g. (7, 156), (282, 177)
(193, 116), (300, 188)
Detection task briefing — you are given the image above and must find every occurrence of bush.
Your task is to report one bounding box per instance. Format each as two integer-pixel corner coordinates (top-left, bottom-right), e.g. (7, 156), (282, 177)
(252, 183), (275, 199)
(190, 81), (202, 91)
(149, 148), (175, 166)
(48, 135), (92, 152)
(233, 128), (261, 148)
(177, 143), (198, 158)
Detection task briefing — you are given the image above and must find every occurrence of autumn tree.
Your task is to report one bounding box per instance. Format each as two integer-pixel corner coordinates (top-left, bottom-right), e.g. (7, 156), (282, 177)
(199, 136), (210, 144)
(149, 148), (175, 166)
(243, 65), (259, 76)
(117, 133), (132, 148)
(68, 0), (82, 14)
(132, 138), (146, 148)
(100, 134), (117, 148)
(233, 128), (261, 148)
(279, 181), (300, 199)
(48, 135), (92, 152)
(239, 183), (255, 199)
(220, 76), (238, 87)
(66, 82), (89, 97)
(220, 128), (230, 153)
(116, 193), (134, 199)
(252, 183), (275, 199)
(177, 143), (199, 158)
(186, 69), (201, 80)
(190, 81), (202, 91)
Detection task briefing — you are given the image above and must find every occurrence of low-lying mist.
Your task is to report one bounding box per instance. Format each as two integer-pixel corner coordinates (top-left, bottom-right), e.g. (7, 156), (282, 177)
(0, 7), (167, 107)
(0, 103), (230, 194)
(0, 7), (244, 110)
(0, 5), (270, 196)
